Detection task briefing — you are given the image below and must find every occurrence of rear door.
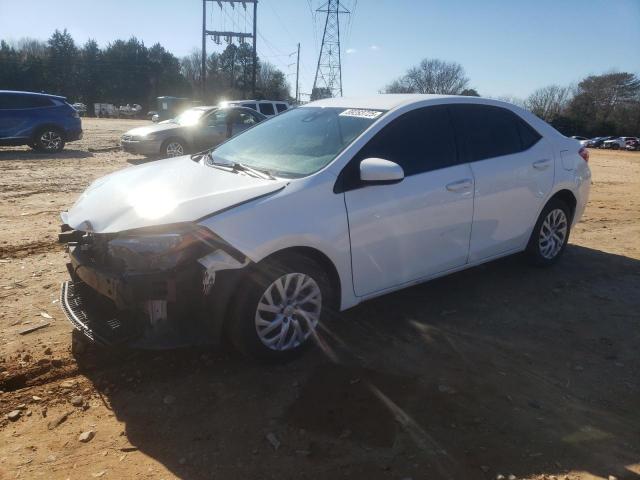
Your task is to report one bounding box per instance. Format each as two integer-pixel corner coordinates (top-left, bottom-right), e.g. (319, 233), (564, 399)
(449, 104), (553, 261)
(341, 105), (474, 297)
(258, 102), (276, 117)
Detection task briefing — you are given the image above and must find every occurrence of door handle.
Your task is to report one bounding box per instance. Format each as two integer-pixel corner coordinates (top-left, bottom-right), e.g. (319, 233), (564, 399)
(533, 159), (551, 170)
(446, 179), (473, 192)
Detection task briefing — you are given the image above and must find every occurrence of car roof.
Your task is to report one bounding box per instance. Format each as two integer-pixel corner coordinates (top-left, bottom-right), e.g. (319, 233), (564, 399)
(0, 90), (67, 101)
(304, 94), (524, 112)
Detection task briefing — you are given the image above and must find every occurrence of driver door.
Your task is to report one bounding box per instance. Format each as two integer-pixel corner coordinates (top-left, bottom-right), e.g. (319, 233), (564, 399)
(341, 106), (474, 297)
(195, 110), (228, 151)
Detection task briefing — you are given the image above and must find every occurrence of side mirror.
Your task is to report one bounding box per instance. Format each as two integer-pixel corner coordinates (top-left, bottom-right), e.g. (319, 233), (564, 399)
(151, 114), (159, 123)
(360, 158), (404, 184)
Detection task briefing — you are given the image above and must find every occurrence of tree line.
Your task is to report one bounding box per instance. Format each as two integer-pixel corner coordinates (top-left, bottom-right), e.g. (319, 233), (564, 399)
(385, 58), (640, 137)
(1, 33), (638, 136)
(0, 29), (291, 113)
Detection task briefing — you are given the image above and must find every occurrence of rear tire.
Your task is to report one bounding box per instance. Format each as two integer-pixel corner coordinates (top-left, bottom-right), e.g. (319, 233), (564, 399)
(526, 198), (572, 266)
(33, 127), (65, 153)
(228, 253), (334, 362)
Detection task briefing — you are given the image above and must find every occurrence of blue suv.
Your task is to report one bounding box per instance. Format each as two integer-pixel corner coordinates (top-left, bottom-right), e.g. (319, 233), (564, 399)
(0, 90), (83, 153)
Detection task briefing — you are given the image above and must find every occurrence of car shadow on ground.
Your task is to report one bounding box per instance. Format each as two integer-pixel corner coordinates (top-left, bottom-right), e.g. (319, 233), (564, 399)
(0, 148), (94, 161)
(73, 244), (640, 480)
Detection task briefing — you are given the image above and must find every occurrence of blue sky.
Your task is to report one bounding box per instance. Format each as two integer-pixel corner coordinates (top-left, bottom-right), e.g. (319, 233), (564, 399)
(1, 0), (639, 99)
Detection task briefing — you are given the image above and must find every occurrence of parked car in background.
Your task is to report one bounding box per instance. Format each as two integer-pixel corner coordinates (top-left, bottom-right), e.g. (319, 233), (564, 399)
(604, 137), (636, 150)
(221, 100), (290, 117)
(94, 103), (117, 118)
(119, 104), (142, 118)
(121, 105), (266, 157)
(60, 95), (590, 360)
(71, 102), (87, 116)
(585, 136), (615, 148)
(570, 135), (589, 146)
(0, 90), (82, 153)
(625, 137), (640, 151)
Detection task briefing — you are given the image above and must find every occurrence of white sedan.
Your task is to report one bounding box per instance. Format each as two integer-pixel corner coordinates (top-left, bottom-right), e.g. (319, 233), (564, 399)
(59, 94), (591, 360)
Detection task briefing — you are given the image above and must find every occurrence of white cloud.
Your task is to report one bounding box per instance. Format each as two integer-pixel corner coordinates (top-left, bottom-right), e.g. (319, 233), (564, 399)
(369, 44), (379, 51)
(346, 48), (357, 54)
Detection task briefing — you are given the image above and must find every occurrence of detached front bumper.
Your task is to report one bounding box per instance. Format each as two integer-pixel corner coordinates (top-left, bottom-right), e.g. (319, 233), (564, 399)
(58, 231), (250, 349)
(60, 280), (142, 345)
(60, 245), (207, 347)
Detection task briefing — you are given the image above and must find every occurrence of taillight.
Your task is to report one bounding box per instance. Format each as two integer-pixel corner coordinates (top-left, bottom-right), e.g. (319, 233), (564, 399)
(579, 147), (589, 163)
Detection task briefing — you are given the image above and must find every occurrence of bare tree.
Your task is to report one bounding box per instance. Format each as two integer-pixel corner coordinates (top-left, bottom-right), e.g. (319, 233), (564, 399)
(180, 49), (202, 86)
(525, 85), (573, 122)
(384, 58), (470, 95)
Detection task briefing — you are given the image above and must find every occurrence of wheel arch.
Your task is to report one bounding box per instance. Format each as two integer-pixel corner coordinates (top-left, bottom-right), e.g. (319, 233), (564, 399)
(259, 246), (342, 310)
(31, 123), (65, 142)
(547, 188), (577, 221)
(161, 136), (189, 154)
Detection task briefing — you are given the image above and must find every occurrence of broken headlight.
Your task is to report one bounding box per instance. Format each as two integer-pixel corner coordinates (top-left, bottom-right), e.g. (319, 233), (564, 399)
(107, 225), (223, 272)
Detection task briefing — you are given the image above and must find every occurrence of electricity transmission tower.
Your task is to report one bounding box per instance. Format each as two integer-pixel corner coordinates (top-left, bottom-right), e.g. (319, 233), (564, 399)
(312, 0), (349, 99)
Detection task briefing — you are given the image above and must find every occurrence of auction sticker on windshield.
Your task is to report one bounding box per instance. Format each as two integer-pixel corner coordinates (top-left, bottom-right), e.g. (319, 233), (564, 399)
(339, 109), (384, 119)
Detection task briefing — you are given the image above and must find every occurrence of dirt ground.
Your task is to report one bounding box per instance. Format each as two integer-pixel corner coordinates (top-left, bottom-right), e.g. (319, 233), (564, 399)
(0, 118), (638, 480)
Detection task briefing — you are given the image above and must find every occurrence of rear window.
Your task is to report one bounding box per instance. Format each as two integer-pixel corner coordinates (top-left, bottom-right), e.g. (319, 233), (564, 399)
(0, 94), (55, 109)
(275, 103), (288, 113)
(259, 103), (275, 116)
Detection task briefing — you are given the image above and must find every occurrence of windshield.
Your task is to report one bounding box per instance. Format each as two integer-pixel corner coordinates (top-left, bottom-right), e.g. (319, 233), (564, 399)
(173, 108), (209, 126)
(209, 107), (384, 178)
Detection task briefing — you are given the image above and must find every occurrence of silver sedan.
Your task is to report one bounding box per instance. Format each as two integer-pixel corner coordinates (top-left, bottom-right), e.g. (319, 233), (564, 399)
(121, 106), (266, 158)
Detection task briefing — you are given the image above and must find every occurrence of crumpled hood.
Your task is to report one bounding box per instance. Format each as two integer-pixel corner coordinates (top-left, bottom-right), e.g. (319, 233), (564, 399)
(63, 156), (287, 233)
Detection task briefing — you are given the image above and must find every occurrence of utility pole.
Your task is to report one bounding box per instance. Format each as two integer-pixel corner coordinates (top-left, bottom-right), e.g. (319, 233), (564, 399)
(201, 1), (258, 98)
(252, 0), (258, 98)
(202, 0), (207, 99)
(312, 0), (349, 99)
(295, 43), (300, 104)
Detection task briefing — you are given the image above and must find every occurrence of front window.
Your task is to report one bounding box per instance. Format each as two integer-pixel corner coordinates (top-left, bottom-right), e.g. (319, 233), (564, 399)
(209, 107), (384, 178)
(173, 108), (208, 126)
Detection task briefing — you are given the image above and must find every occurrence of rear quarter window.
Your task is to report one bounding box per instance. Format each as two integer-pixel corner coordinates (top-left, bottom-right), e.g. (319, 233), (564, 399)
(275, 103), (288, 113)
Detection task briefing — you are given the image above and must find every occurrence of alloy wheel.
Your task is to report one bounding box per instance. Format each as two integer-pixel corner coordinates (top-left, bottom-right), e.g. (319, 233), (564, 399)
(166, 142), (184, 157)
(254, 272), (322, 351)
(538, 208), (568, 259)
(40, 131), (62, 151)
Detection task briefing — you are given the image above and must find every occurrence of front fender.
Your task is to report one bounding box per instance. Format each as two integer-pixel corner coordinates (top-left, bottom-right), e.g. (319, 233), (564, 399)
(198, 174), (358, 311)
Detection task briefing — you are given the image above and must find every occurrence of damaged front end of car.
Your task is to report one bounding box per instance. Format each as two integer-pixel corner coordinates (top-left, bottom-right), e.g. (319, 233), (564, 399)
(58, 222), (249, 348)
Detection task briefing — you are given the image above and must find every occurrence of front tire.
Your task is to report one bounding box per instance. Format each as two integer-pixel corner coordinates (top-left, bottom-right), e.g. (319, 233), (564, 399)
(161, 138), (186, 158)
(33, 128), (65, 153)
(229, 254), (333, 362)
(526, 199), (571, 266)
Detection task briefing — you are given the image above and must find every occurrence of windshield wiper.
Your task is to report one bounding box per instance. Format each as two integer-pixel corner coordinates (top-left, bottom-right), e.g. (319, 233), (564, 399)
(204, 152), (275, 180)
(234, 162), (276, 180)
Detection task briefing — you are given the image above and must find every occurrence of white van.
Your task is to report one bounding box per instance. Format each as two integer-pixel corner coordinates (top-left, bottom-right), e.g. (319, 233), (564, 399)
(221, 100), (290, 117)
